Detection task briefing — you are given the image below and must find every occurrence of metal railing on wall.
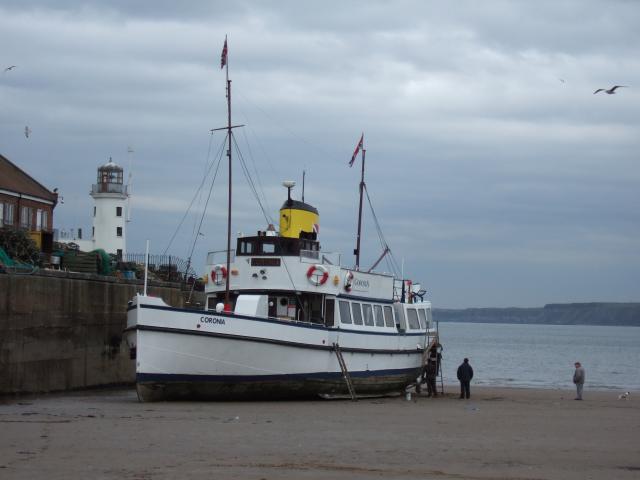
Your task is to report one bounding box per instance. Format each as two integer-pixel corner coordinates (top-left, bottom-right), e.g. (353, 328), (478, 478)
(124, 253), (197, 281)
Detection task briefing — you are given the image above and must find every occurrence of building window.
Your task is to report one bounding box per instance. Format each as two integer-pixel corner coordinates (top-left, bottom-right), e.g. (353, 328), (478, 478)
(116, 226), (122, 237)
(92, 227), (95, 238)
(20, 206), (34, 229)
(116, 249), (123, 260)
(3, 203), (14, 226)
(36, 209), (43, 231)
(93, 206), (96, 217)
(116, 206), (122, 217)
(41, 211), (49, 231)
(0, 202), (4, 225)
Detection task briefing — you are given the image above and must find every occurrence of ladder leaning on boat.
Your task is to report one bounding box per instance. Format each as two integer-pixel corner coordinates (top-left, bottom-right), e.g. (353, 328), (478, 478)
(333, 343), (357, 401)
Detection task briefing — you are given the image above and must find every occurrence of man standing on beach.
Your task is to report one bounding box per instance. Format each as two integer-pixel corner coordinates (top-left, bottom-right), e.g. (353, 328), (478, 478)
(573, 362), (585, 400)
(457, 358), (473, 399)
(425, 359), (438, 397)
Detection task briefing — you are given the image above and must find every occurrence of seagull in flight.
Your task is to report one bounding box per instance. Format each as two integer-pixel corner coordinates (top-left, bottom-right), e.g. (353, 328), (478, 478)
(4, 65), (16, 72)
(593, 85), (628, 95)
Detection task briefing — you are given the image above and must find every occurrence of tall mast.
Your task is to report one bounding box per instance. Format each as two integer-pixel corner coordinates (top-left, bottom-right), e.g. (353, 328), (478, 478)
(355, 147), (365, 271)
(211, 38), (244, 310)
(224, 37), (233, 310)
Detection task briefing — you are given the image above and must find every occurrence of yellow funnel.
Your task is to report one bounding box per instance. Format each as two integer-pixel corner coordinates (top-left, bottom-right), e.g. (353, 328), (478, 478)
(279, 200), (319, 238)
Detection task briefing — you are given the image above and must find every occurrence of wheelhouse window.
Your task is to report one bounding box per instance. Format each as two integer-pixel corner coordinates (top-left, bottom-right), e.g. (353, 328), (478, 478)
(239, 240), (254, 254)
(383, 305), (395, 327)
(262, 242), (275, 254)
(338, 300), (352, 324)
(351, 303), (363, 325)
(236, 235), (320, 256)
(406, 308), (420, 329)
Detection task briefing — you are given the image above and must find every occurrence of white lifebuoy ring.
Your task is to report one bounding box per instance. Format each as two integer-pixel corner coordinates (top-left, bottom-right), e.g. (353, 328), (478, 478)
(344, 271), (354, 292)
(307, 264), (329, 286)
(212, 264), (228, 286)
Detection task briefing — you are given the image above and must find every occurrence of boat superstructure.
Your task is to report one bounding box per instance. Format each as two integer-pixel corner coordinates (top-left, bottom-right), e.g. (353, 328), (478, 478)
(124, 38), (436, 401)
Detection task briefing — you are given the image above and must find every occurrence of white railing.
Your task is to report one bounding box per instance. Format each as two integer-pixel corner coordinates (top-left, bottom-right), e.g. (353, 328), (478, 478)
(206, 249), (236, 265)
(300, 250), (341, 266)
(91, 184), (128, 194)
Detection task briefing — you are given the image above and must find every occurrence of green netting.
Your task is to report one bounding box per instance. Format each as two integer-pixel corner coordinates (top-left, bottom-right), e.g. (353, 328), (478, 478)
(91, 249), (113, 275)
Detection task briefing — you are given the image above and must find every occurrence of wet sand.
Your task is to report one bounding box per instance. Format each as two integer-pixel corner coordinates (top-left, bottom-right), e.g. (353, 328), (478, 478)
(0, 386), (638, 480)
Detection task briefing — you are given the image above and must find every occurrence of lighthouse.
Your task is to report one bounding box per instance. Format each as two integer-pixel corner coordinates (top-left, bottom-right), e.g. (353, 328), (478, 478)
(91, 158), (128, 258)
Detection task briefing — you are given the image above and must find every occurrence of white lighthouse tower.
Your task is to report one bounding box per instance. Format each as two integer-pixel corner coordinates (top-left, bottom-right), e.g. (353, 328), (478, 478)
(91, 158), (128, 258)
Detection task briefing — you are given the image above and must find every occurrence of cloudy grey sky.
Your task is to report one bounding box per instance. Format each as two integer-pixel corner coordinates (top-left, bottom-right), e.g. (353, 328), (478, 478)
(1, 1), (639, 308)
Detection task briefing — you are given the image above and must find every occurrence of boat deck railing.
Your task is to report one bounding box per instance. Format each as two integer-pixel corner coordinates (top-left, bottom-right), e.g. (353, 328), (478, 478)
(206, 248), (341, 267)
(300, 249), (341, 266)
(206, 249), (236, 265)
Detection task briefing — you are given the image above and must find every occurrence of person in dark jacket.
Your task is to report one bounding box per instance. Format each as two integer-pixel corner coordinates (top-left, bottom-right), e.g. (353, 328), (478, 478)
(573, 361), (585, 400)
(456, 358), (474, 399)
(424, 359), (438, 397)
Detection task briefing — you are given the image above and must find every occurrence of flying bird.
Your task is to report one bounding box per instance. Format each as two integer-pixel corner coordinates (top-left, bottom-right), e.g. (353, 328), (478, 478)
(4, 65), (16, 72)
(593, 85), (628, 95)
(24, 126), (31, 138)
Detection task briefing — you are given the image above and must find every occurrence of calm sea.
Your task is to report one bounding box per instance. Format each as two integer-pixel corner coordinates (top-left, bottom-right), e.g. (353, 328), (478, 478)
(437, 322), (640, 391)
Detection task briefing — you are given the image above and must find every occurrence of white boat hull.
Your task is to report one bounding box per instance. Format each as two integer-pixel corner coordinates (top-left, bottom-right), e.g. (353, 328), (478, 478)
(126, 296), (428, 401)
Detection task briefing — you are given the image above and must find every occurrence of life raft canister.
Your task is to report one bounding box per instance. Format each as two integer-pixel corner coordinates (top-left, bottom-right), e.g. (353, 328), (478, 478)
(344, 271), (354, 292)
(212, 264), (228, 285)
(306, 264), (329, 286)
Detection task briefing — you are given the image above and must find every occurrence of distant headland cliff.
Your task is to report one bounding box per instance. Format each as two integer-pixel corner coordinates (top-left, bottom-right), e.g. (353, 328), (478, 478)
(433, 303), (640, 326)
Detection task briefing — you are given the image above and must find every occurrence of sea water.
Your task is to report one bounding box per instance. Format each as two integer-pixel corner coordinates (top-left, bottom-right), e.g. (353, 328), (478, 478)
(437, 322), (640, 391)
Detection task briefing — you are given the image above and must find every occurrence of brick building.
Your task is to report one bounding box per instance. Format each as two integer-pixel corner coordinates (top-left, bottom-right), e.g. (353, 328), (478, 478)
(0, 153), (58, 249)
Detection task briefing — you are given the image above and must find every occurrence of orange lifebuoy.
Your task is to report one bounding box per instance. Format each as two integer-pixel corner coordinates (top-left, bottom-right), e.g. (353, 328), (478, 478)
(306, 264), (329, 286)
(212, 265), (228, 285)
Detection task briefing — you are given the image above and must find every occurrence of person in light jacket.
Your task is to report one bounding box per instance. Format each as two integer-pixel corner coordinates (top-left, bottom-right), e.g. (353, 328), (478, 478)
(573, 362), (585, 400)
(456, 358), (474, 399)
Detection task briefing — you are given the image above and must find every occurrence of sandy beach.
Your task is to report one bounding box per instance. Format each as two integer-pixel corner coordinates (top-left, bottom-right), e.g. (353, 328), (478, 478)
(0, 386), (638, 480)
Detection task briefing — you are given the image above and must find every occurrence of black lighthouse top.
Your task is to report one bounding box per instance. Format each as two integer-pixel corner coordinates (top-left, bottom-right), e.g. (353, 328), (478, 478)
(93, 158), (126, 194)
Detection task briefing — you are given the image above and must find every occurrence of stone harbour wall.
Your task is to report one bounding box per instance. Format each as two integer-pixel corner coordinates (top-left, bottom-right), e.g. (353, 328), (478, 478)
(0, 270), (184, 395)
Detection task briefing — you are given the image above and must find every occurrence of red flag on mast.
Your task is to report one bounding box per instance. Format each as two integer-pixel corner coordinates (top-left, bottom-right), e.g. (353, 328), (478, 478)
(349, 133), (364, 167)
(220, 36), (228, 69)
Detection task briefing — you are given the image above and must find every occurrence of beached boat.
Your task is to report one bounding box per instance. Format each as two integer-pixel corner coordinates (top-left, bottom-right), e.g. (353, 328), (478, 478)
(124, 40), (436, 401)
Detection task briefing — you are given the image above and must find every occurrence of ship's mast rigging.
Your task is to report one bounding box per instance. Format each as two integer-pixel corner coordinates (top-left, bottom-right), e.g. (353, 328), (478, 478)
(350, 134), (366, 271)
(212, 36), (245, 310)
